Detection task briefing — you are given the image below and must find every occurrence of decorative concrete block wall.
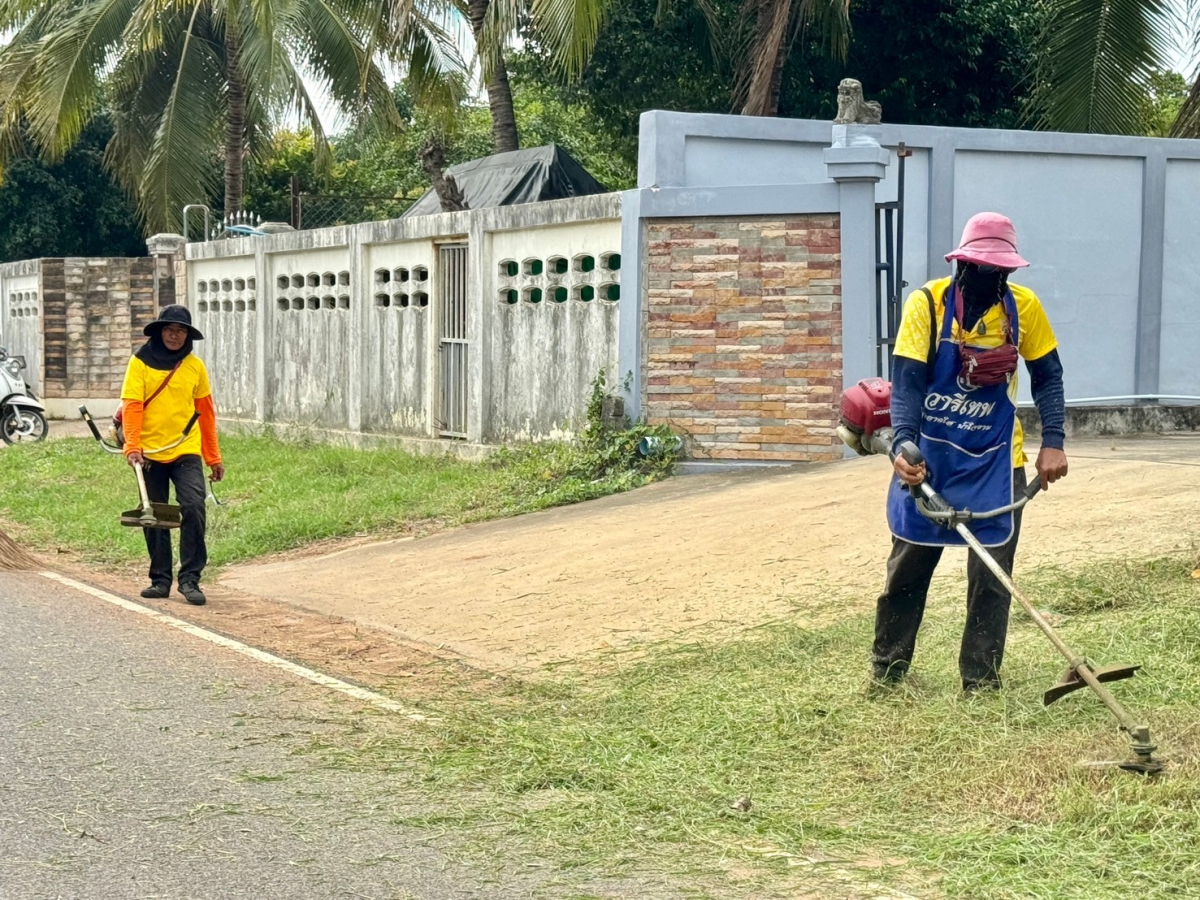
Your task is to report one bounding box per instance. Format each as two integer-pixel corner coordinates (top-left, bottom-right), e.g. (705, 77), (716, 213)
(184, 195), (623, 447)
(642, 214), (842, 461)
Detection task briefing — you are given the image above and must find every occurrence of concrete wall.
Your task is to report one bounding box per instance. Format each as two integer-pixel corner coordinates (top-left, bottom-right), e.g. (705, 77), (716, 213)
(363, 239), (432, 435)
(489, 221), (621, 441)
(185, 195), (622, 447)
(191, 255), (259, 418)
(637, 111), (1200, 404)
(0, 262), (42, 394)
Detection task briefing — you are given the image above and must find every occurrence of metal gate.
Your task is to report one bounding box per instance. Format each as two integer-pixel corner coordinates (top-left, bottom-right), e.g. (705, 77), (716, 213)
(437, 243), (469, 438)
(875, 143), (911, 378)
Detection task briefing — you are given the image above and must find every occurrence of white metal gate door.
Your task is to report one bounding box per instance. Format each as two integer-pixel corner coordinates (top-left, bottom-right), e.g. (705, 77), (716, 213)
(438, 244), (469, 438)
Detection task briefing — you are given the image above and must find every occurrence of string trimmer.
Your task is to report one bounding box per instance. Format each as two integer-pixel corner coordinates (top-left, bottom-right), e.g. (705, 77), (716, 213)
(839, 378), (1164, 775)
(79, 405), (200, 530)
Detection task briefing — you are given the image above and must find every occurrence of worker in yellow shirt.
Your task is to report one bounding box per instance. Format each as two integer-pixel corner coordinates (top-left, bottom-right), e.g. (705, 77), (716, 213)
(121, 305), (224, 606)
(874, 212), (1068, 692)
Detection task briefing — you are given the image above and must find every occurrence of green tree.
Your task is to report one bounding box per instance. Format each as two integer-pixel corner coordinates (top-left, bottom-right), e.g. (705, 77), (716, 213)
(0, 116), (144, 262)
(1140, 70), (1190, 136)
(244, 74), (636, 223)
(777, 0), (1041, 128)
(0, 0), (465, 233)
(517, 0), (1040, 174)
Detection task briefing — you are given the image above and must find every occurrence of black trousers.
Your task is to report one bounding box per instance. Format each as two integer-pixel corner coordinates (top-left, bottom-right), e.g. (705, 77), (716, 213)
(143, 454), (208, 588)
(873, 468), (1026, 687)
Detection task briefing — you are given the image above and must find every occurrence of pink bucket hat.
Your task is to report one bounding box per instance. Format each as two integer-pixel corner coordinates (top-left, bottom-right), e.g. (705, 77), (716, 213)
(945, 212), (1029, 269)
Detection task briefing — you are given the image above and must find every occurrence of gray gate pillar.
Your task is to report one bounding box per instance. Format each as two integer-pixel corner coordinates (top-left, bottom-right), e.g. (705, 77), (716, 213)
(825, 129), (890, 379)
(825, 127), (889, 456)
(146, 233), (187, 310)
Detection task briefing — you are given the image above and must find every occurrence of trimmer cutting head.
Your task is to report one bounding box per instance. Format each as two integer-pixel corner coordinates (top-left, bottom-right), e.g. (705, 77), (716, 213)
(120, 503), (182, 529)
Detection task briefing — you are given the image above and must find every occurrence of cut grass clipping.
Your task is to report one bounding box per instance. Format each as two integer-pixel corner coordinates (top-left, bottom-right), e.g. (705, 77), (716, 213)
(0, 429), (671, 570)
(312, 554), (1200, 900)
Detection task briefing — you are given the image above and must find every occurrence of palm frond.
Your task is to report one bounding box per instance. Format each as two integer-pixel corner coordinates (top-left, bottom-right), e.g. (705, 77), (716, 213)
(399, 5), (469, 113)
(0, 0), (52, 34)
(272, 55), (334, 172)
(139, 3), (225, 231)
(27, 0), (142, 157)
(289, 0), (402, 131)
(794, 0), (849, 60)
(0, 18), (48, 176)
(1034, 0), (1177, 134)
(526, 0), (611, 78)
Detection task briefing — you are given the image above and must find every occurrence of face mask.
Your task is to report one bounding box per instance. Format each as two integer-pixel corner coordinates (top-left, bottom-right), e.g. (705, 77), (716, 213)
(956, 263), (1008, 308)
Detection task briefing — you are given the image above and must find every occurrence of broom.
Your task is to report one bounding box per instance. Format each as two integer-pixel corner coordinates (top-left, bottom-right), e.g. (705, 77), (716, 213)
(0, 526), (40, 570)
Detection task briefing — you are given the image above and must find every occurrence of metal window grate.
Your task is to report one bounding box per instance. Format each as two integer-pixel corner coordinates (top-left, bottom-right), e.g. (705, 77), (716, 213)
(438, 244), (469, 438)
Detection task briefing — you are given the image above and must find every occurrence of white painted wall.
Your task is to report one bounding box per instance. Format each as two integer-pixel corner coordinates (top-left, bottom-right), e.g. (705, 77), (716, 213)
(190, 257), (258, 417)
(487, 219), (622, 441)
(0, 273), (42, 395)
(184, 194), (625, 445)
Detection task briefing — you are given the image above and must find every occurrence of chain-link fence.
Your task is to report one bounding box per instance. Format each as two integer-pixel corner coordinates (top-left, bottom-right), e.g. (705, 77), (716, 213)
(297, 194), (413, 230)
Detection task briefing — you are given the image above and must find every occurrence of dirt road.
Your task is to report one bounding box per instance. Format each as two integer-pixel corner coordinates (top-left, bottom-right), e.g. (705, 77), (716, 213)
(220, 434), (1200, 672)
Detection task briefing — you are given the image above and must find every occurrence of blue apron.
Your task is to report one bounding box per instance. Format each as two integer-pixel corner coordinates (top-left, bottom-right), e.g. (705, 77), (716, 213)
(887, 286), (1019, 548)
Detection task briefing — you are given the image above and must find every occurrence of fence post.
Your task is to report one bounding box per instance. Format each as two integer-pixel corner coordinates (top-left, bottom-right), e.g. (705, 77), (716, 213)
(290, 176), (301, 229)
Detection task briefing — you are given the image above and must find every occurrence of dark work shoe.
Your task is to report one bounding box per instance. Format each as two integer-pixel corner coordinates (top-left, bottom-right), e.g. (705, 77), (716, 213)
(963, 678), (1002, 695)
(872, 661), (908, 684)
(179, 583), (207, 606)
(141, 583), (171, 599)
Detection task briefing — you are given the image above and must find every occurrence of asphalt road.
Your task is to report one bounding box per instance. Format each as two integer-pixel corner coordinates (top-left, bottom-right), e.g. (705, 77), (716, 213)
(0, 571), (540, 900)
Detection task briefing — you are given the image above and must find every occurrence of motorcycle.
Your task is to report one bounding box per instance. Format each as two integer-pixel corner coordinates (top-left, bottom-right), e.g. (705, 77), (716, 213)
(0, 346), (48, 444)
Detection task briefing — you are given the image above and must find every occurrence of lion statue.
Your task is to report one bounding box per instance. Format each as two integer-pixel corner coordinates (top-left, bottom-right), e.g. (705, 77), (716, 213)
(834, 79), (882, 125)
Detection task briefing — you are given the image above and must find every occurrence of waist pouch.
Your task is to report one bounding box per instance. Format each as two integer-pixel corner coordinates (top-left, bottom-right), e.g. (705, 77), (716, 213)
(959, 342), (1018, 387)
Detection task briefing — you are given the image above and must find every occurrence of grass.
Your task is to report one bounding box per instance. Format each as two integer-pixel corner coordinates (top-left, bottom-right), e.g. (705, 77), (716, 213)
(307, 554), (1200, 899)
(0, 430), (664, 570)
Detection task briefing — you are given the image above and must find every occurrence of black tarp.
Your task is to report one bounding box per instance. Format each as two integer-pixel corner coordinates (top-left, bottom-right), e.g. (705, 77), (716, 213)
(402, 144), (608, 217)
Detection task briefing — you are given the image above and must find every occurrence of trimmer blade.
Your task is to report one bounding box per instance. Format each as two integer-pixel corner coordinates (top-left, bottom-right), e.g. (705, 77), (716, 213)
(1044, 664), (1142, 705)
(120, 503), (183, 529)
(1080, 757), (1166, 776)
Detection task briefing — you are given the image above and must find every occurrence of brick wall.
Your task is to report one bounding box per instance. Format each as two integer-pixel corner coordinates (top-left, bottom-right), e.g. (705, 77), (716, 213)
(40, 257), (158, 399)
(643, 215), (842, 461)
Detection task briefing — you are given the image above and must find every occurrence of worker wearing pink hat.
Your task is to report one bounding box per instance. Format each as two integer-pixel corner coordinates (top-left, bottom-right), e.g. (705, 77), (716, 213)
(872, 212), (1069, 694)
(945, 211), (1030, 269)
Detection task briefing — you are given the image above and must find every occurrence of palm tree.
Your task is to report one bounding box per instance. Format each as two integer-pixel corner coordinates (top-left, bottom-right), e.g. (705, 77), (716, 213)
(467, 0), (521, 152)
(1032, 0), (1200, 136)
(734, 0), (850, 117)
(0, 0), (466, 232)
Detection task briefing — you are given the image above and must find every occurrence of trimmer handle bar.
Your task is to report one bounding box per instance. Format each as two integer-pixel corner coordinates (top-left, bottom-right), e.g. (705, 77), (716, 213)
(79, 405), (200, 457)
(893, 440), (1040, 526)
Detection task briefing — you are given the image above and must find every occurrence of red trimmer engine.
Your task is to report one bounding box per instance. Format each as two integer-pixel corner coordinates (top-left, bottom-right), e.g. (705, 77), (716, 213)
(837, 377), (894, 456)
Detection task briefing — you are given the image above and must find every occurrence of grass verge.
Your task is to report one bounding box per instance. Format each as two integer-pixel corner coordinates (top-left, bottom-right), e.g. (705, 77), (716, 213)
(0, 429), (669, 570)
(309, 554), (1200, 899)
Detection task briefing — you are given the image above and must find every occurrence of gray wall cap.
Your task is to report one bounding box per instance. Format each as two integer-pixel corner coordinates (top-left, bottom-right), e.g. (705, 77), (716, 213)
(823, 142), (890, 183)
(146, 233), (187, 255)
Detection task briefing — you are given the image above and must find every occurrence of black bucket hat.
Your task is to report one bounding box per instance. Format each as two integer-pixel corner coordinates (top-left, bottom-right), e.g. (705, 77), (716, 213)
(144, 304), (204, 341)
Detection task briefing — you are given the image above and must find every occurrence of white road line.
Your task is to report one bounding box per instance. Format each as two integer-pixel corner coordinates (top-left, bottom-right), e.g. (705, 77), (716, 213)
(38, 571), (428, 722)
